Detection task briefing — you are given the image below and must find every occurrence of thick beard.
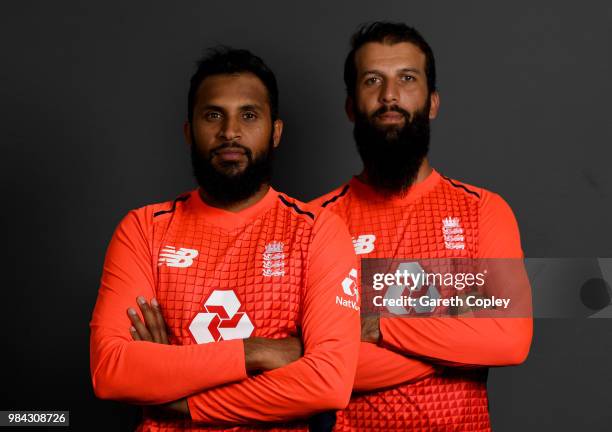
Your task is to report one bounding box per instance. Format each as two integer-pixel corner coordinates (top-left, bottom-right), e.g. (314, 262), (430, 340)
(190, 138), (274, 205)
(353, 102), (430, 195)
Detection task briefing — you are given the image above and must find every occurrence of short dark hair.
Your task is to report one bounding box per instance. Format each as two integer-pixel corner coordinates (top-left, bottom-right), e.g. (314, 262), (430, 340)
(187, 47), (279, 122)
(343, 22), (437, 99)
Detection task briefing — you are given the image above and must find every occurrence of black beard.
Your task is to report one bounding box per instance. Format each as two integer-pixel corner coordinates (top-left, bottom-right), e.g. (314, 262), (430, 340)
(190, 139), (274, 205)
(353, 103), (430, 195)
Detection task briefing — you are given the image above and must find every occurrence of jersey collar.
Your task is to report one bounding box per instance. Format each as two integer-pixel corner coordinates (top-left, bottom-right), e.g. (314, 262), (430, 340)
(187, 185), (279, 230)
(349, 169), (441, 204)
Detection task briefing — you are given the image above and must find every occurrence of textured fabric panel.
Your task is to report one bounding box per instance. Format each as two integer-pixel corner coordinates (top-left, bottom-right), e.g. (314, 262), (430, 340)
(335, 371), (489, 432)
(322, 173), (492, 432)
(141, 197), (312, 431)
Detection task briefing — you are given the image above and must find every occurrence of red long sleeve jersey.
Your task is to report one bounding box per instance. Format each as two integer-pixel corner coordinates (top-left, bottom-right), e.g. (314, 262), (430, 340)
(312, 169), (533, 432)
(90, 187), (361, 431)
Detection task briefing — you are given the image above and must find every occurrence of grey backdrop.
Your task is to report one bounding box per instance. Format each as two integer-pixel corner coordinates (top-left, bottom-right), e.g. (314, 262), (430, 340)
(2, 1), (612, 430)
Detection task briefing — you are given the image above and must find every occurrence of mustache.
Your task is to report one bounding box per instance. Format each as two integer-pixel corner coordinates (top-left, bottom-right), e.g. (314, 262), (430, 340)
(210, 142), (252, 158)
(371, 105), (411, 120)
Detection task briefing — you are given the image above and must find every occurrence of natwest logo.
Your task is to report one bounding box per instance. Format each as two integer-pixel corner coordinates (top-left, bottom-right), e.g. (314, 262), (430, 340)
(352, 234), (376, 255)
(189, 290), (254, 344)
(336, 268), (360, 311)
(342, 268), (359, 300)
(158, 246), (199, 268)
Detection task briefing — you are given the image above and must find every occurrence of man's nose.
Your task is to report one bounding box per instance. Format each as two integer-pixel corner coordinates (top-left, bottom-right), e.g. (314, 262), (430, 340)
(379, 80), (398, 104)
(219, 115), (241, 141)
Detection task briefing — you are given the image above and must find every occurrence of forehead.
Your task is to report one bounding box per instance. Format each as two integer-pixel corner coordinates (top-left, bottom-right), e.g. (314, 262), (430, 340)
(355, 42), (426, 74)
(195, 72), (269, 108)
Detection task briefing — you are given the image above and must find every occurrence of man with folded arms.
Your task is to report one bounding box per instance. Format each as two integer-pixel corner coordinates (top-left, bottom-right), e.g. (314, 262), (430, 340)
(312, 22), (533, 431)
(90, 47), (360, 431)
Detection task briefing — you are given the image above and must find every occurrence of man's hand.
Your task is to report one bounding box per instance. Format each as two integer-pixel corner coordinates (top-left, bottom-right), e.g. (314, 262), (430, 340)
(127, 296), (303, 373)
(127, 296), (169, 344)
(126, 296), (302, 413)
(127, 296), (188, 416)
(243, 336), (303, 372)
(361, 315), (380, 344)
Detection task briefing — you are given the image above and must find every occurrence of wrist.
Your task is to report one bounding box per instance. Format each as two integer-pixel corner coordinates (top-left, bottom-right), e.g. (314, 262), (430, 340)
(243, 337), (268, 372)
(363, 315), (381, 344)
(372, 321), (381, 344)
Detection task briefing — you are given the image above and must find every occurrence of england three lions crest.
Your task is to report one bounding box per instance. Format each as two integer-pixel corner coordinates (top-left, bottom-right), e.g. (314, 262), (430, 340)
(442, 217), (465, 250)
(263, 241), (285, 277)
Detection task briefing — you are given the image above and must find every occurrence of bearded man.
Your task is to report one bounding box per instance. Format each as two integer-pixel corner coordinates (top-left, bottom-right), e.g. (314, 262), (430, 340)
(90, 47), (360, 431)
(313, 22), (533, 431)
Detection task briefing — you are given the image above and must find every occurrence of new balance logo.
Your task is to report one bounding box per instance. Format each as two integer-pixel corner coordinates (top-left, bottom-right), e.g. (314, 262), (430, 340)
(337, 268), (360, 311)
(189, 290), (254, 344)
(158, 246), (199, 268)
(353, 234), (376, 255)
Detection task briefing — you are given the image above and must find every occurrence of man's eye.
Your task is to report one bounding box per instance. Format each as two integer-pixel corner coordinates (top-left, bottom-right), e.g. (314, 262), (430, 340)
(400, 75), (415, 82)
(205, 112), (222, 120)
(364, 77), (380, 86)
(243, 112), (257, 120)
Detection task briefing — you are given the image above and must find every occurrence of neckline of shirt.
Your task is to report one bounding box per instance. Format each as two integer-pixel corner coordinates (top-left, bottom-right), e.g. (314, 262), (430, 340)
(187, 186), (279, 230)
(349, 169), (441, 204)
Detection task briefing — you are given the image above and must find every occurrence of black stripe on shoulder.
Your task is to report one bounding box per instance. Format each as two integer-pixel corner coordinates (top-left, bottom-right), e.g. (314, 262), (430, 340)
(277, 195), (315, 220)
(321, 184), (350, 208)
(153, 194), (190, 217)
(441, 175), (481, 199)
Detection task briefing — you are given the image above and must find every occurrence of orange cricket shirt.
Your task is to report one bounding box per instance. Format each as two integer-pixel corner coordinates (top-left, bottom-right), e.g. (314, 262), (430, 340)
(90, 187), (361, 431)
(312, 169), (533, 432)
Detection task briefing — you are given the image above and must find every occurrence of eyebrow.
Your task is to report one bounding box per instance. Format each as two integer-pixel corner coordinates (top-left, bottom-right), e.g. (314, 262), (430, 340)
(240, 104), (264, 112)
(362, 67), (422, 76)
(200, 103), (264, 112)
(200, 104), (224, 112)
(199, 103), (264, 112)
